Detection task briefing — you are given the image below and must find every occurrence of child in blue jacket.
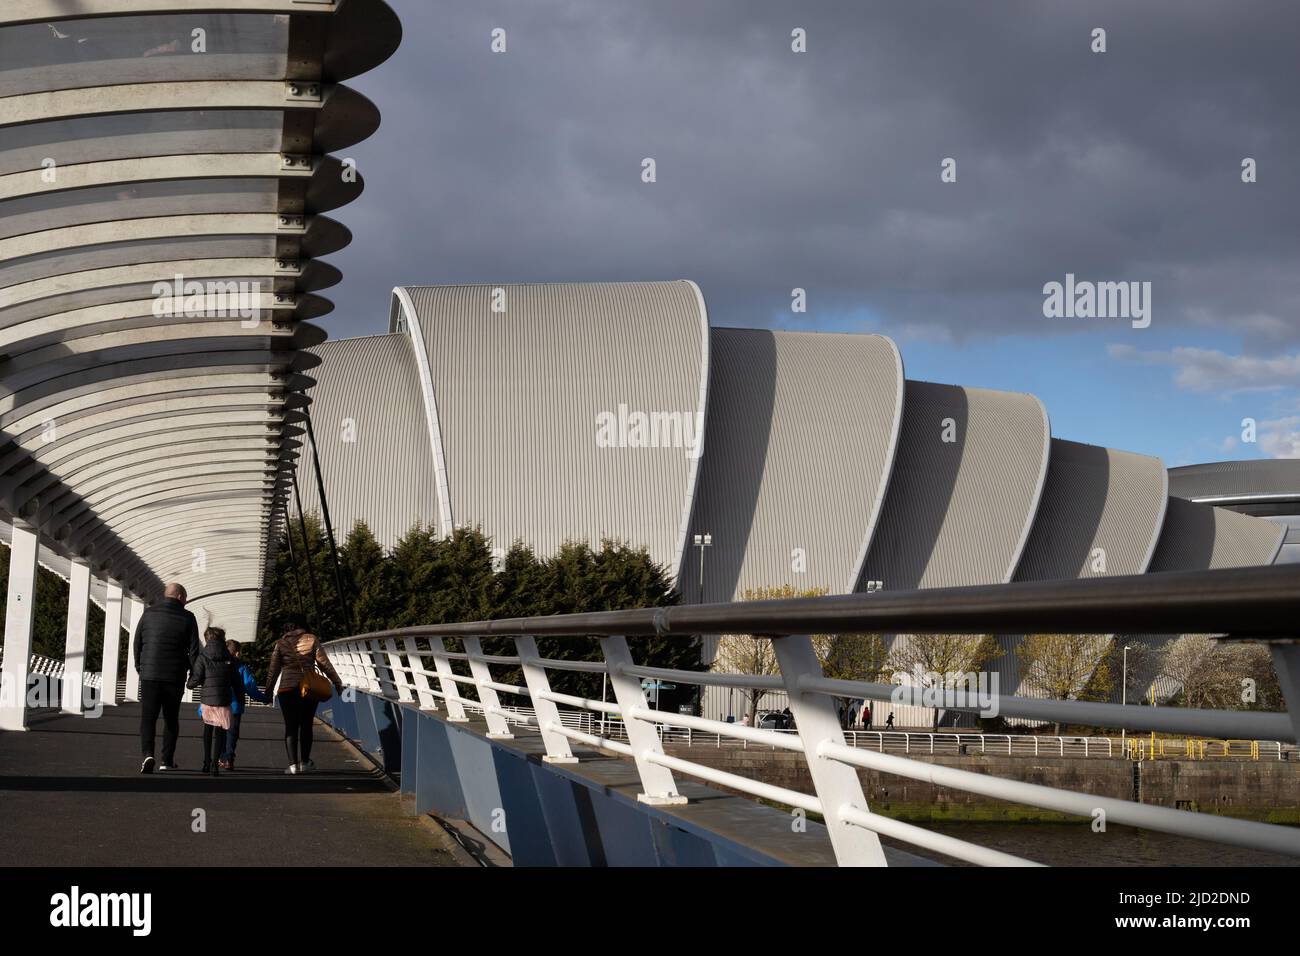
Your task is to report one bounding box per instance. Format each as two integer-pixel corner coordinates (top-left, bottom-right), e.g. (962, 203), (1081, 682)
(198, 639), (269, 769)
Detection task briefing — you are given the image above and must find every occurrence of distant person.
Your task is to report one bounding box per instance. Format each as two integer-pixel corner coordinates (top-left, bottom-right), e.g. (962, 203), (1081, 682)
(885, 711), (895, 729)
(847, 699), (859, 728)
(220, 639), (268, 769)
(188, 627), (236, 776)
(135, 582), (200, 773)
(781, 707), (793, 730)
(740, 713), (751, 727)
(863, 703), (872, 728)
(265, 617), (343, 774)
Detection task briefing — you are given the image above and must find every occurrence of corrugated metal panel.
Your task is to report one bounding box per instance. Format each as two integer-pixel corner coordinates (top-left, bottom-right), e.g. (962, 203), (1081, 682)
(996, 440), (1166, 712)
(1148, 495), (1286, 572)
(680, 327), (902, 605)
(298, 333), (438, 550)
(1014, 439), (1166, 582)
(398, 281), (707, 572)
(858, 380), (1050, 592)
(1168, 459), (1300, 501)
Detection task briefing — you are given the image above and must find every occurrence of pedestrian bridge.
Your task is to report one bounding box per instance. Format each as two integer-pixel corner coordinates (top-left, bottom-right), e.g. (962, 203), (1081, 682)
(2, 563), (1299, 867)
(1, 1), (1300, 869)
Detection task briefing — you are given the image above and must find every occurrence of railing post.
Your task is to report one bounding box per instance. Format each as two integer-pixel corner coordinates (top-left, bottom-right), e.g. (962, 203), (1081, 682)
(402, 637), (438, 710)
(383, 638), (414, 703)
(772, 634), (888, 866)
(514, 635), (577, 763)
(366, 639), (399, 699)
(462, 636), (512, 738)
(327, 641), (359, 687)
(430, 637), (469, 721)
(600, 635), (686, 805)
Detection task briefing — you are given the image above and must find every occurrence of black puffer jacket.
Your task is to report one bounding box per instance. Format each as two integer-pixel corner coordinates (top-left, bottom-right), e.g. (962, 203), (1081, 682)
(133, 598), (200, 683)
(187, 640), (236, 707)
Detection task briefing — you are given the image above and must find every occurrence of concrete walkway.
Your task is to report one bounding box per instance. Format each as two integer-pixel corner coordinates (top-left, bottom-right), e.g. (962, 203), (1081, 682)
(0, 703), (462, 867)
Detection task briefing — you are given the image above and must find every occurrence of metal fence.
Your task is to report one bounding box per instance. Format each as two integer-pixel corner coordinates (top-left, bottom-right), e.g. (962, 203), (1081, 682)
(320, 562), (1300, 867)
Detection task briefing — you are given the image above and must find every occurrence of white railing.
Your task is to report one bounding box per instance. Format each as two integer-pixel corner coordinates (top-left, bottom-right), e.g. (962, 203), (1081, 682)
(318, 565), (1300, 867)
(490, 710), (1291, 761)
(1, 652), (101, 688)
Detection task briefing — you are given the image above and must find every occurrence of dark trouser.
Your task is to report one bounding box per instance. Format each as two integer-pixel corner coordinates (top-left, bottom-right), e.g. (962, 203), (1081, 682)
(278, 692), (320, 765)
(140, 679), (184, 763)
(222, 713), (243, 761)
(202, 724), (228, 767)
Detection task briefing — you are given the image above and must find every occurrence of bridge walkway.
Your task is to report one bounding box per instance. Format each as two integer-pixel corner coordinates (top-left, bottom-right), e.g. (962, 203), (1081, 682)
(0, 704), (462, 867)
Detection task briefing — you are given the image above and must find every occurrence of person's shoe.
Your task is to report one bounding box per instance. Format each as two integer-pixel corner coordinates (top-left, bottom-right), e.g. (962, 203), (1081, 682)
(284, 763), (300, 775)
(217, 759), (232, 771)
(200, 761), (210, 774)
(210, 764), (220, 777)
(140, 756), (155, 774)
(158, 761), (178, 771)
(301, 759), (315, 773)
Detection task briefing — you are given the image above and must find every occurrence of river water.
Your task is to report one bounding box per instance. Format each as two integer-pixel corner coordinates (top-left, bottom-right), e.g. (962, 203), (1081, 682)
(893, 823), (1298, 866)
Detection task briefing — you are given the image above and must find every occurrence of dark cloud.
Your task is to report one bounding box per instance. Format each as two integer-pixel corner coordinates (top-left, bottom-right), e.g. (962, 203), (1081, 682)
(324, 0), (1300, 350)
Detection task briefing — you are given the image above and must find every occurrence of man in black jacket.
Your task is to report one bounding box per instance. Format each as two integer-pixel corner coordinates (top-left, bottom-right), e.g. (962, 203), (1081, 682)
(135, 582), (200, 773)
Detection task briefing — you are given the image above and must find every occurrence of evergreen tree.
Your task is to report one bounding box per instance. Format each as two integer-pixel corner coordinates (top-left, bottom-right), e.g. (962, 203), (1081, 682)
(340, 520), (394, 633)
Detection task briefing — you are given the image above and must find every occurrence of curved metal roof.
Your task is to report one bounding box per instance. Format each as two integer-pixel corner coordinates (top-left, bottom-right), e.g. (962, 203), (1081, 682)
(1148, 495), (1286, 572)
(391, 281), (709, 574)
(296, 334), (439, 550)
(1014, 439), (1167, 582)
(1168, 458), (1300, 505)
(0, 0), (399, 637)
(678, 327), (903, 604)
(856, 380), (1051, 592)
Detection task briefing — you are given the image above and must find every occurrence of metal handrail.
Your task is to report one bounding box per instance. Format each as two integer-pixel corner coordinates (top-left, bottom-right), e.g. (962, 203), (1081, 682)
(320, 564), (1300, 867)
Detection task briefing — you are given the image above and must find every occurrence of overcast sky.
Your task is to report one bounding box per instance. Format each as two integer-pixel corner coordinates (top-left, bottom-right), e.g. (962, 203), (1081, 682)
(326, 0), (1300, 465)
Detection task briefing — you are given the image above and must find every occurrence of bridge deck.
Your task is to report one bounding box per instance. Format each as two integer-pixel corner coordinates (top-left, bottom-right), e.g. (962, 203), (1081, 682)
(0, 703), (461, 867)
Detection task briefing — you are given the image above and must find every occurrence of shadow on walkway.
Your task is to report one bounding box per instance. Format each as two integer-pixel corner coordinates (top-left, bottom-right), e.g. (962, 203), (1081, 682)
(0, 704), (461, 867)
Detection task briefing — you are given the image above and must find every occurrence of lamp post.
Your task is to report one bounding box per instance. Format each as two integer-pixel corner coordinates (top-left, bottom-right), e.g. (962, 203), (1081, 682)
(693, 532), (712, 718)
(693, 533), (712, 604)
(1121, 644), (1134, 741)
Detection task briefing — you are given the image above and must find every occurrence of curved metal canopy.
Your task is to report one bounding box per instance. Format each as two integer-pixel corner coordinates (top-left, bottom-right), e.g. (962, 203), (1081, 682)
(0, 0), (399, 637)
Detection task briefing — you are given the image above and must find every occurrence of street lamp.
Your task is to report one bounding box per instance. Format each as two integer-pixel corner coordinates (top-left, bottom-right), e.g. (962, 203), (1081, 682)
(693, 533), (712, 604)
(693, 532), (712, 718)
(1121, 644), (1134, 741)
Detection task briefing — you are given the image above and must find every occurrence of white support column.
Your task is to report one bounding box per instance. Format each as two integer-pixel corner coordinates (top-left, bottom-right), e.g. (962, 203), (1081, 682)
(100, 582), (124, 706)
(515, 635), (576, 763)
(430, 637), (468, 721)
(123, 597), (144, 702)
(773, 634), (888, 866)
(601, 635), (686, 805)
(60, 559), (91, 715)
(383, 637), (414, 702)
(463, 636), (512, 738)
(0, 523), (39, 731)
(402, 636), (438, 710)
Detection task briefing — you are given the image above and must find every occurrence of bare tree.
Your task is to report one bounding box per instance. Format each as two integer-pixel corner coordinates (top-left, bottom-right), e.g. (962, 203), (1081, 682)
(887, 633), (998, 730)
(1161, 635), (1238, 709)
(1016, 634), (1114, 733)
(713, 584), (827, 721)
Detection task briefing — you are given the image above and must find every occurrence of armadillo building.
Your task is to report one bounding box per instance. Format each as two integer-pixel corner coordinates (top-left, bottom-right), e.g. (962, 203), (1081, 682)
(297, 282), (1290, 723)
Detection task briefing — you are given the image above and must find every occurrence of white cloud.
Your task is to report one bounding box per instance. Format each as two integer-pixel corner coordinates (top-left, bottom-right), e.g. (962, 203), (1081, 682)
(1107, 344), (1300, 394)
(1258, 416), (1300, 459)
